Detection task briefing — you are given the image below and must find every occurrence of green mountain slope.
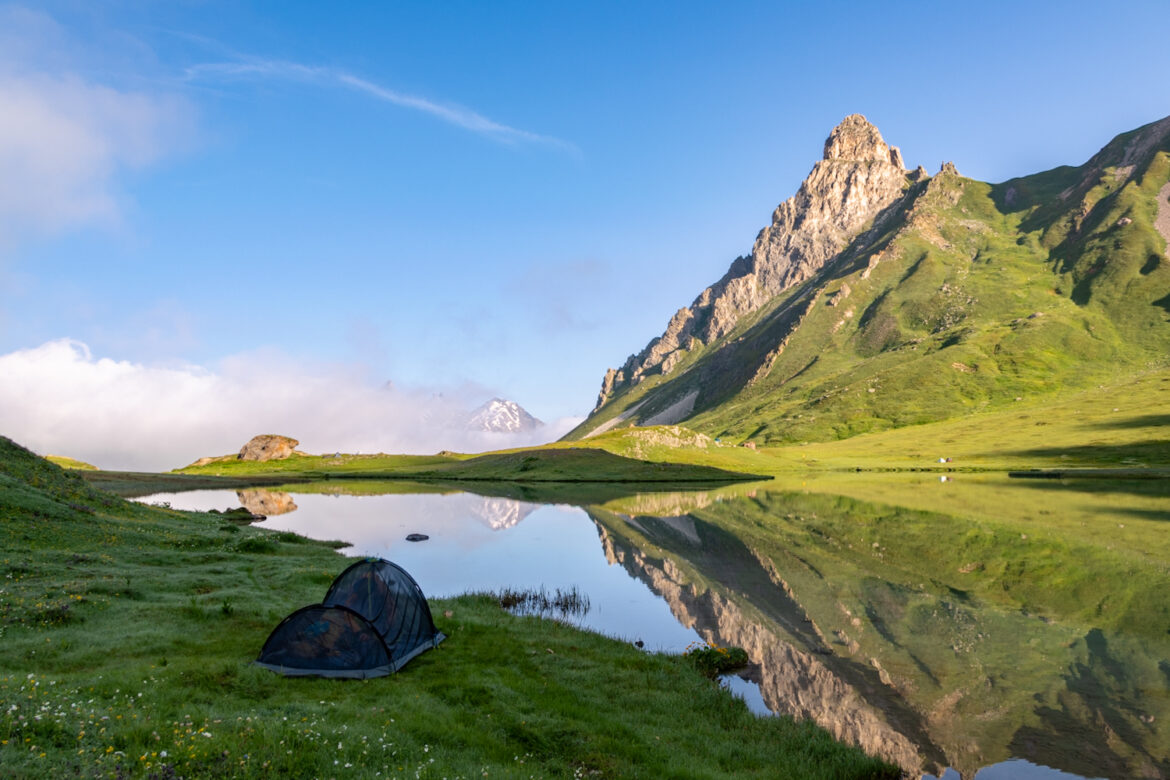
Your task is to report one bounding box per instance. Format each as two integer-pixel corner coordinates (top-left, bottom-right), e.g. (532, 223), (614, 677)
(569, 115), (1170, 445)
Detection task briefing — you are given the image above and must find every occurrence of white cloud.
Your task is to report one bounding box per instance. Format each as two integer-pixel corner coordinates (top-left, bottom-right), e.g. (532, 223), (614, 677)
(0, 6), (193, 244)
(0, 340), (581, 471)
(185, 57), (577, 152)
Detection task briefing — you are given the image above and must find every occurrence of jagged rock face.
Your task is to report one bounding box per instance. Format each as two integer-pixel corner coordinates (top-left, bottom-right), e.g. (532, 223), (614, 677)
(597, 114), (910, 407)
(468, 398), (543, 433)
(237, 434), (299, 462)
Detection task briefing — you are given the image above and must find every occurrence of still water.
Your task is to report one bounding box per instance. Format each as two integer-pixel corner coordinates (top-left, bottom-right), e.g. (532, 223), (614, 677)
(134, 474), (1170, 780)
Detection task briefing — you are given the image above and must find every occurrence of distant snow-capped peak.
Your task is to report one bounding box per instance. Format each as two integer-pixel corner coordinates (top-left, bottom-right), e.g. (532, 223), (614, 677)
(468, 398), (543, 433)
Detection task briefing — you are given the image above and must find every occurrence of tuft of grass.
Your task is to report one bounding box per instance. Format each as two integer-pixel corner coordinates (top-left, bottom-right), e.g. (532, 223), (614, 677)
(683, 642), (749, 679)
(494, 585), (591, 620)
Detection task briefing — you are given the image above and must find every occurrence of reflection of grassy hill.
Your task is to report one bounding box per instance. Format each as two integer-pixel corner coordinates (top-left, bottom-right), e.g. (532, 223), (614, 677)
(588, 479), (1170, 778)
(0, 435), (897, 779)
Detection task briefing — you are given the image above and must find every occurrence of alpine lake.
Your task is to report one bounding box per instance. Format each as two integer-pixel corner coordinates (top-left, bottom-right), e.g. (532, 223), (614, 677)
(131, 472), (1170, 780)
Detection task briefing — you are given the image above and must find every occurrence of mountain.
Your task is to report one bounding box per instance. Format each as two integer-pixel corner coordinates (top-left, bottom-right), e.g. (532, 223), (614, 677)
(467, 398), (544, 433)
(567, 114), (1170, 443)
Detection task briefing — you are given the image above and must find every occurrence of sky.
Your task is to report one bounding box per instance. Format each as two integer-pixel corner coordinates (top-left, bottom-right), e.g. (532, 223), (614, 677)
(1, 0), (1169, 469)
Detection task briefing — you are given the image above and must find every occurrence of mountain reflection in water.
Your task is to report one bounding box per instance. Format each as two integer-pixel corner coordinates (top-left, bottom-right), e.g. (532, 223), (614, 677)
(135, 475), (1169, 780)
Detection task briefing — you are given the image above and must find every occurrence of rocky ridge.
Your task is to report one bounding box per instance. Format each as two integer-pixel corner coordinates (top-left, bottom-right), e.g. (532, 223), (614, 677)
(596, 114), (918, 410)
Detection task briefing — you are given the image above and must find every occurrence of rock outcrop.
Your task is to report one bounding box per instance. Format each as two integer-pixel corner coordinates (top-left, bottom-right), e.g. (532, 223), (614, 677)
(237, 434), (299, 462)
(595, 114), (913, 410)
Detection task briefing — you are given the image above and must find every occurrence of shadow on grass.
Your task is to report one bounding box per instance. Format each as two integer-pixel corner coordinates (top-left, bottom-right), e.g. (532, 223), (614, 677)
(1085, 414), (1170, 430)
(1005, 475), (1170, 505)
(1001, 440), (1170, 467)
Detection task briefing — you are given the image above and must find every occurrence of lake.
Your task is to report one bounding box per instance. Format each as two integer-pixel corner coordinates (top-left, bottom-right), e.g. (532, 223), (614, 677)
(133, 473), (1170, 780)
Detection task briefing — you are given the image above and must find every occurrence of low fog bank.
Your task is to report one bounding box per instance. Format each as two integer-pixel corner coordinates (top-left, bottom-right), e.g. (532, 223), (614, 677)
(0, 340), (582, 472)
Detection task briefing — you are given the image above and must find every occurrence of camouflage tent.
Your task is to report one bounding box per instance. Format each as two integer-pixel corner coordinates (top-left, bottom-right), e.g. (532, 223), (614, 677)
(256, 558), (444, 678)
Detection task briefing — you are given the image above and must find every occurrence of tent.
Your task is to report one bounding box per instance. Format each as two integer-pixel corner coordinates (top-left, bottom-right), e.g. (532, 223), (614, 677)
(256, 558), (445, 678)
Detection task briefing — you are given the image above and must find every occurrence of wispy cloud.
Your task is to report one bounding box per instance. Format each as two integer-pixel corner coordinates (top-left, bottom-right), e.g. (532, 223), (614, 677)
(0, 6), (194, 245)
(186, 57), (577, 152)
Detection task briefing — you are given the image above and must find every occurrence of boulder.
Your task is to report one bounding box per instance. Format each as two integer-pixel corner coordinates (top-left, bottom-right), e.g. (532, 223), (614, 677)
(237, 434), (299, 462)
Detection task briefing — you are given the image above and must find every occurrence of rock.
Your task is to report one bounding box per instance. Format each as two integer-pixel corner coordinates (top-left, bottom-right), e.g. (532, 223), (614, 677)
(405, 533), (430, 542)
(237, 434), (299, 462)
(1116, 216), (1133, 226)
(236, 489), (298, 516)
(828, 283), (851, 306)
(595, 114), (913, 404)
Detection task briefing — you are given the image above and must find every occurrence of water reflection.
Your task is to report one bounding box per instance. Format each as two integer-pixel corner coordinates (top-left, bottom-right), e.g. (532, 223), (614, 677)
(136, 487), (703, 652)
(136, 474), (1170, 780)
(237, 489), (297, 516)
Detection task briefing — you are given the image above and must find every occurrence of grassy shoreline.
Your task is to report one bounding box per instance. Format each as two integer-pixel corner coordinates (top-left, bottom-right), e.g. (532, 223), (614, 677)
(0, 436), (898, 779)
(119, 367), (1166, 489)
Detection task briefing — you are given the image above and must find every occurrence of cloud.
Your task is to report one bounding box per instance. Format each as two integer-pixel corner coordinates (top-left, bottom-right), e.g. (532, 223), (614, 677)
(0, 6), (193, 244)
(0, 340), (581, 471)
(185, 57), (577, 152)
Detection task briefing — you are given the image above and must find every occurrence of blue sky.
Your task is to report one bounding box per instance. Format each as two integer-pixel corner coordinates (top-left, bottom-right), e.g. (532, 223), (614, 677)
(1, 0), (1169, 467)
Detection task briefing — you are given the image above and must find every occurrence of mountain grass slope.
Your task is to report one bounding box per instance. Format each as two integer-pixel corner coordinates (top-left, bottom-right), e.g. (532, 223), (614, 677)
(569, 115), (1170, 446)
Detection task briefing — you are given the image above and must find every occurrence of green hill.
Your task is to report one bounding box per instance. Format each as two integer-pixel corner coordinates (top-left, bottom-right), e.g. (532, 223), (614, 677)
(569, 115), (1170, 445)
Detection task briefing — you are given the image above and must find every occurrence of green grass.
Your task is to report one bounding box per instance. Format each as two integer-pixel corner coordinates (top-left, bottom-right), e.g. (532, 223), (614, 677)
(44, 455), (97, 471)
(0, 436), (897, 779)
(173, 445), (764, 484)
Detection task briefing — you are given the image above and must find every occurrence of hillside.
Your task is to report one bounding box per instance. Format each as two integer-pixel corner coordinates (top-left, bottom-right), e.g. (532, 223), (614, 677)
(568, 114), (1170, 444)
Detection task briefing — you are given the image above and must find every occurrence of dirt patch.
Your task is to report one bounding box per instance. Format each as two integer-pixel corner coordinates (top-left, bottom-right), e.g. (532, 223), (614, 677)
(583, 400), (646, 438)
(1156, 182), (1170, 254)
(643, 390), (699, 426)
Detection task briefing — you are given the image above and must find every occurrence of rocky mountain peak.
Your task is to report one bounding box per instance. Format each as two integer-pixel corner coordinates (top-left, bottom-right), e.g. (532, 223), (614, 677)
(591, 115), (915, 412)
(823, 114), (904, 168)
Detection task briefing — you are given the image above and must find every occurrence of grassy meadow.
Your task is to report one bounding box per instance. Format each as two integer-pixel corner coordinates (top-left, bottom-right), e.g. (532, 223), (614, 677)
(0, 436), (899, 779)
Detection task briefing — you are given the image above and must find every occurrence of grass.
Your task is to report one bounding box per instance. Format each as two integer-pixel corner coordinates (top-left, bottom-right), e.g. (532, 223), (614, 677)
(493, 585), (591, 621)
(44, 455), (97, 471)
(0, 436), (897, 779)
(171, 445), (765, 484)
